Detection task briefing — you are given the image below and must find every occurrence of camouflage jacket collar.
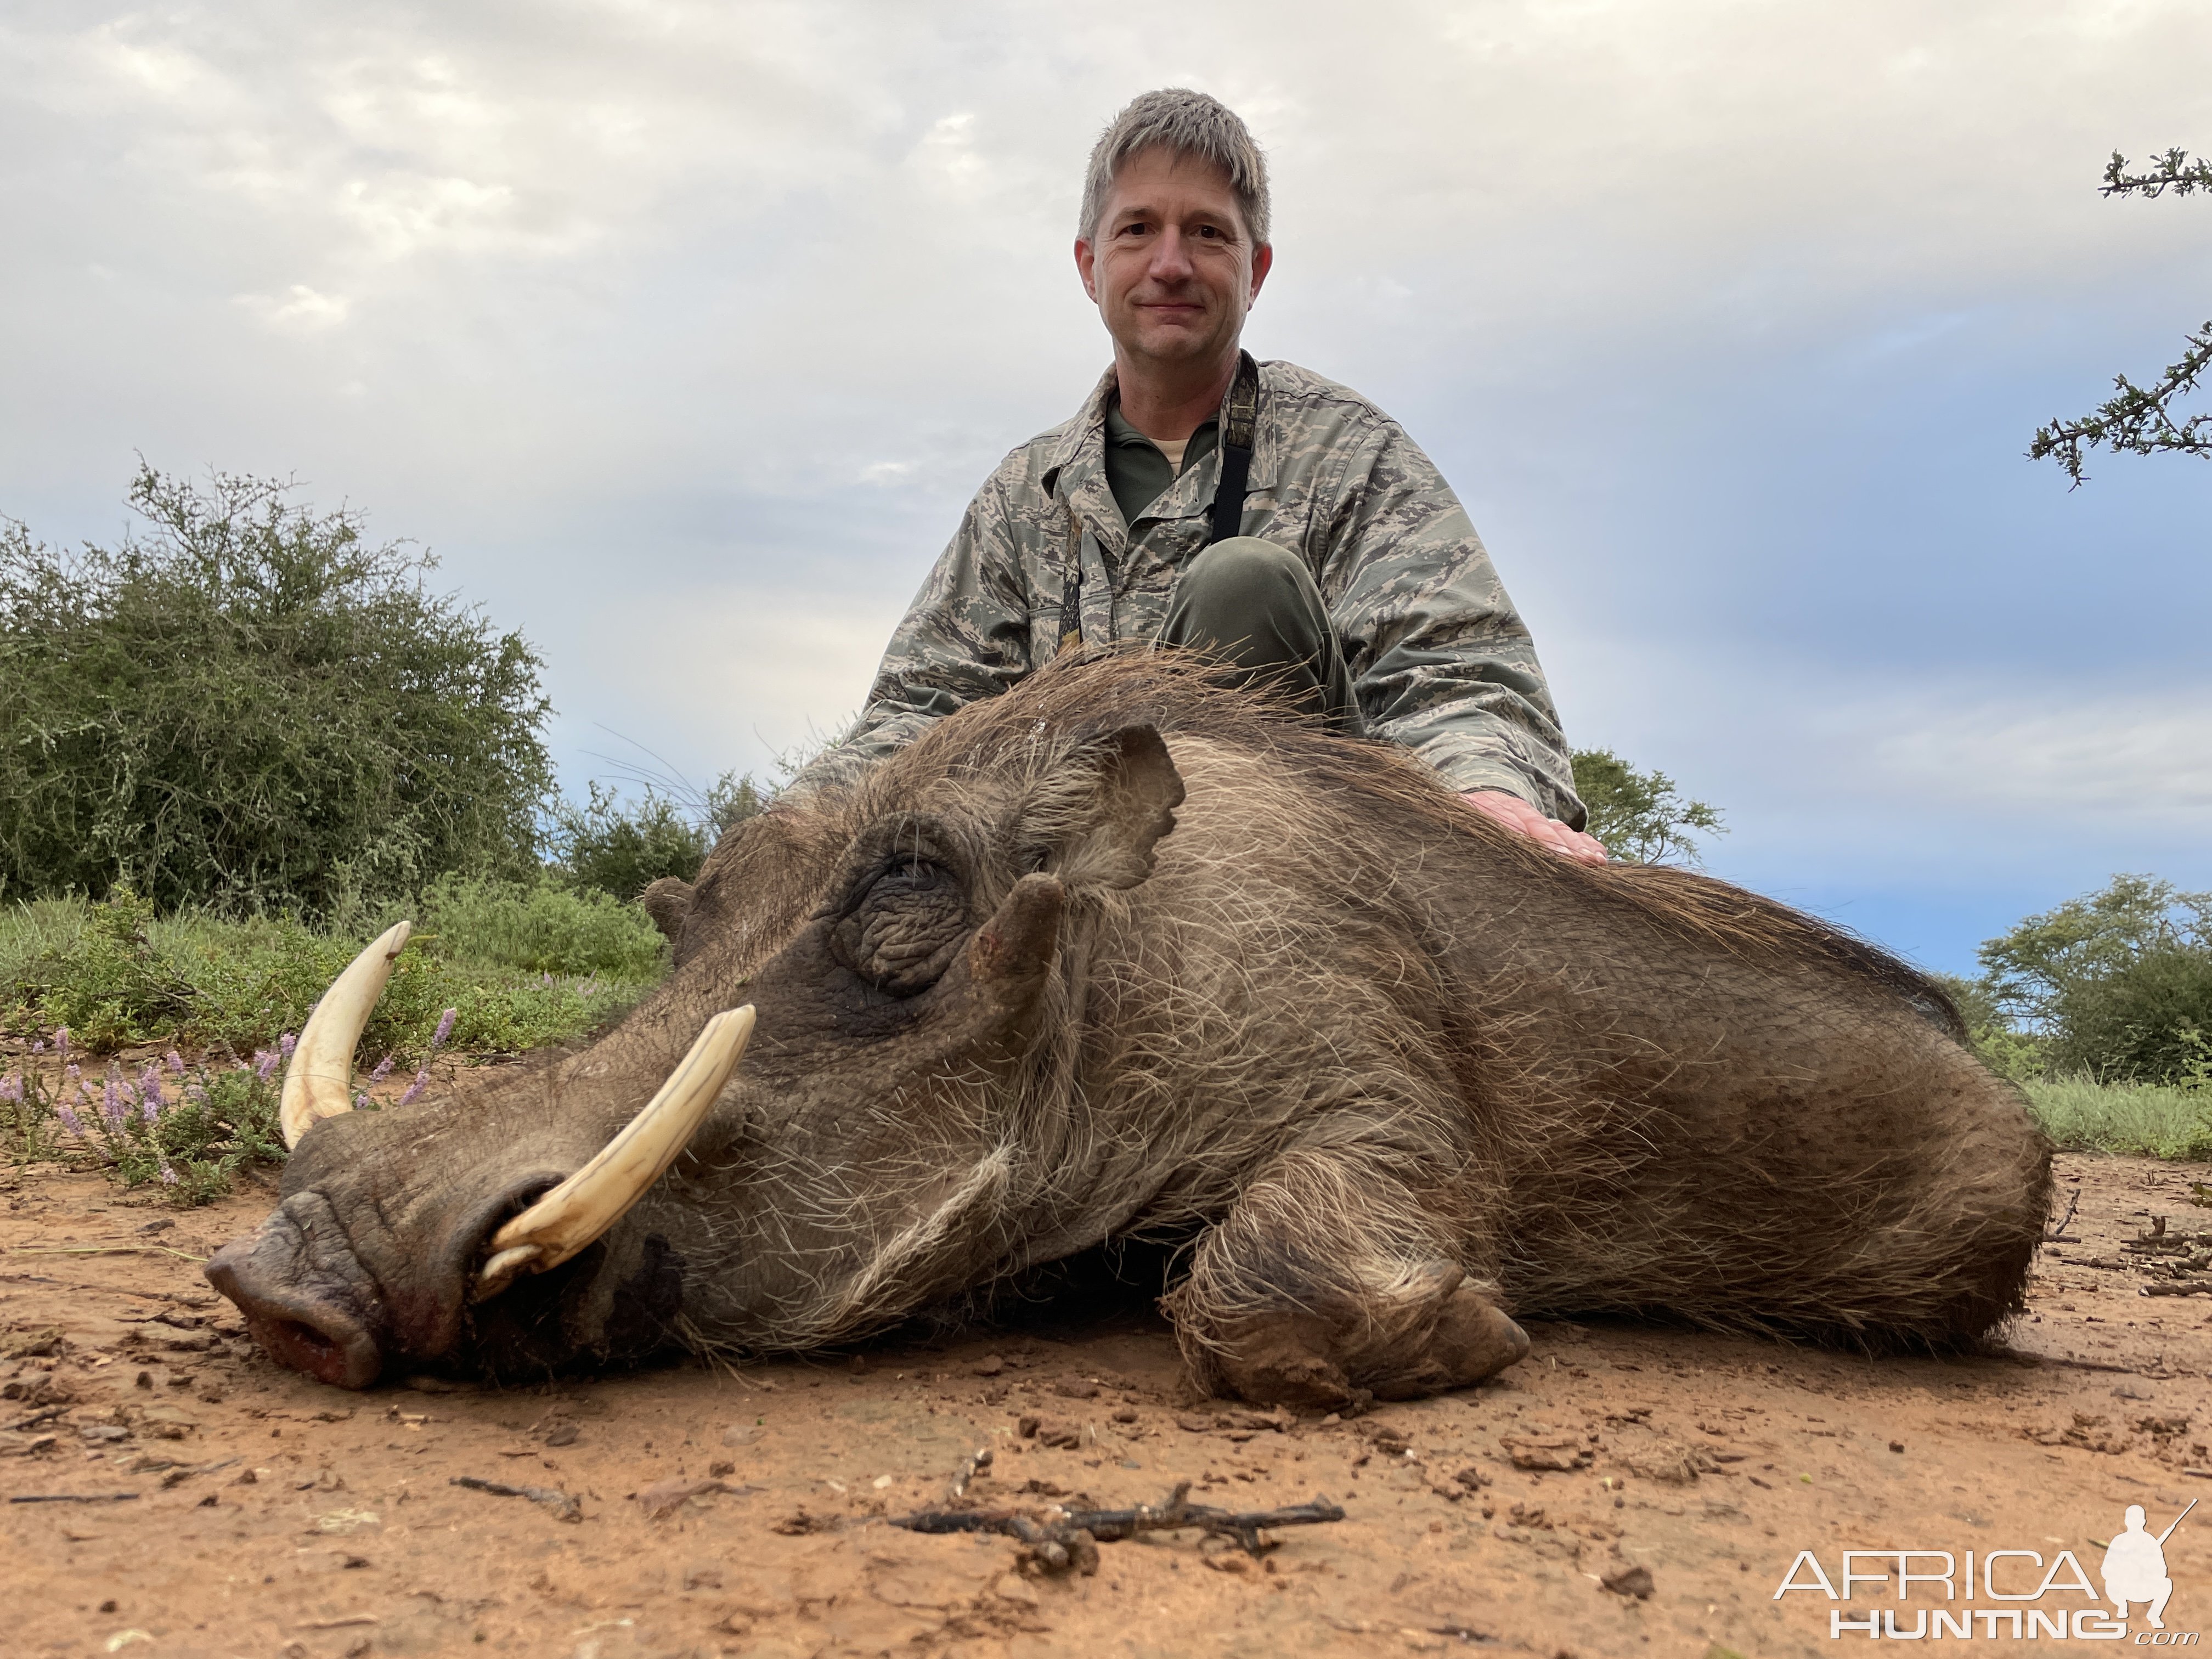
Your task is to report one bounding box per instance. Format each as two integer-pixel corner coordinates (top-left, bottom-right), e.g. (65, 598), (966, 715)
(1042, 355), (1280, 547)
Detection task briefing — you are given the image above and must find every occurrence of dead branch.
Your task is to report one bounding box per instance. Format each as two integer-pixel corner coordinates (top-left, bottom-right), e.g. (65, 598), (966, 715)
(2045, 1189), (2082, 1242)
(889, 1481), (1347, 1574)
(451, 1474), (582, 1523)
(8, 1492), (140, 1504)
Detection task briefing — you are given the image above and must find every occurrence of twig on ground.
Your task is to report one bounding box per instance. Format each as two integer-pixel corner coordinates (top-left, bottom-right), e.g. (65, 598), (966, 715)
(944, 1444), (992, 1504)
(451, 1474), (582, 1522)
(889, 1480), (1347, 1575)
(8, 1492), (140, 1504)
(2045, 1189), (2083, 1242)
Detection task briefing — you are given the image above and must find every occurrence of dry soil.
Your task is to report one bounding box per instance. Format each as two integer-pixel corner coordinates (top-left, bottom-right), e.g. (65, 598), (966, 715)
(7, 1153), (2212, 1658)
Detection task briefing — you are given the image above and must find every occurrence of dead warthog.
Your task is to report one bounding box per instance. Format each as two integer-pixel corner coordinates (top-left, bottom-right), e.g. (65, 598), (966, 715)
(208, 654), (2050, 1407)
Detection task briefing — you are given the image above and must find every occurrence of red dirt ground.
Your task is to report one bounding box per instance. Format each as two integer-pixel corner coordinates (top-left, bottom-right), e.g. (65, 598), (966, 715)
(7, 1152), (2212, 1658)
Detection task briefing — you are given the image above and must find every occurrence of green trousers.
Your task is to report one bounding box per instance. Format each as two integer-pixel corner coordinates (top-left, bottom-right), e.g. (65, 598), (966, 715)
(1158, 537), (1365, 734)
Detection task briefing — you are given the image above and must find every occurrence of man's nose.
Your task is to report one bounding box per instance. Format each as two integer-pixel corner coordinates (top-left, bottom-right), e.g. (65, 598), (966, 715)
(1147, 227), (1195, 283)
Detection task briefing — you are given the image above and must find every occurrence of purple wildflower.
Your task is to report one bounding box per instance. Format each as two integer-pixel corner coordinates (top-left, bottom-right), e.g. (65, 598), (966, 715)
(368, 1054), (395, 1085)
(55, 1102), (86, 1139)
(398, 1065), (431, 1108)
(53, 1027), (69, 1060)
(254, 1048), (279, 1081)
(431, 1008), (457, 1051)
(0, 1073), (21, 1104)
(165, 1049), (185, 1076)
(158, 1158), (179, 1187)
(279, 1031), (296, 1061)
(30, 1039), (45, 1055)
(138, 1064), (165, 1123)
(101, 1075), (128, 1134)
(353, 1091), (370, 1111)
(65, 1063), (81, 1087)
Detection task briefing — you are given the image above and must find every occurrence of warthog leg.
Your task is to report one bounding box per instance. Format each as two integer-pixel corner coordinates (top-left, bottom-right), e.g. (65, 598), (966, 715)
(1164, 1145), (1528, 1408)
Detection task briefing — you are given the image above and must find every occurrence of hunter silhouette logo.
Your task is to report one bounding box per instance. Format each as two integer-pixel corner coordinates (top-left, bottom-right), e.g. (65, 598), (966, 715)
(2105, 1500), (2192, 1630)
(1773, 1497), (2199, 1640)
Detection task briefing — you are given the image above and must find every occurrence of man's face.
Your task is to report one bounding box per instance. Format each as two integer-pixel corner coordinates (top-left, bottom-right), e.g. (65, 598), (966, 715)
(1076, 146), (1271, 374)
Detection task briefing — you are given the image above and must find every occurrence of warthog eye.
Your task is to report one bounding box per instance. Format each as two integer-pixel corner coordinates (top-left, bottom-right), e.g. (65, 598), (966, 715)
(833, 857), (969, 996)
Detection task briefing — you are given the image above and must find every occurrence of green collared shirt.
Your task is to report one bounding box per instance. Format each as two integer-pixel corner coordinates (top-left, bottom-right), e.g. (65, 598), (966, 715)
(798, 359), (1585, 826)
(1102, 402), (1220, 529)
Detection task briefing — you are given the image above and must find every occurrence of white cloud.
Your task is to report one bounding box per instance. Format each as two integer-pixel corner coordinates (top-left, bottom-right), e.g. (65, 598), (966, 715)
(237, 283), (350, 332)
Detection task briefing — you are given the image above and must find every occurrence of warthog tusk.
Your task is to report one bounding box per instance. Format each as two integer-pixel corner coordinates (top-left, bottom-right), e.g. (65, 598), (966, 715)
(470, 1006), (755, 1304)
(279, 921), (413, 1149)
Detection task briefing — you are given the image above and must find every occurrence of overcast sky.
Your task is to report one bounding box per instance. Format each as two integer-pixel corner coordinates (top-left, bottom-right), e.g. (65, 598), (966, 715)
(4, 0), (2208, 973)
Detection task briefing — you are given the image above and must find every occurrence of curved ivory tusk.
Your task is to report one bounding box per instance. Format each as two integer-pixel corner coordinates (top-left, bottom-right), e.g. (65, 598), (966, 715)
(279, 921), (413, 1149)
(470, 1006), (755, 1303)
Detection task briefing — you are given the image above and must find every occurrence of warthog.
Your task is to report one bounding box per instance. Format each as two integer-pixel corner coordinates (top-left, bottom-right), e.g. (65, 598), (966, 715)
(208, 654), (2050, 1407)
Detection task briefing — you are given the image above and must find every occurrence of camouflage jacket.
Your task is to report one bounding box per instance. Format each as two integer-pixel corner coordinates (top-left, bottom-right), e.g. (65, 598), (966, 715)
(802, 359), (1585, 825)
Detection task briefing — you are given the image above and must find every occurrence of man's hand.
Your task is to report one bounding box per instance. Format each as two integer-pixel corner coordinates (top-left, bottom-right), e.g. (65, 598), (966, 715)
(1459, 790), (1609, 866)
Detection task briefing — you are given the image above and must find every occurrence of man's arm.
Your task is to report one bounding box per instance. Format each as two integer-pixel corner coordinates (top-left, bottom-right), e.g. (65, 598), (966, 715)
(1317, 415), (1589, 831)
(788, 465), (1035, 797)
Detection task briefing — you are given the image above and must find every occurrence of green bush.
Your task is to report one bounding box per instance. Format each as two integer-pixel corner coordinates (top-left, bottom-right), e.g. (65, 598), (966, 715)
(419, 874), (668, 979)
(2, 889), (659, 1060)
(550, 772), (765, 901)
(1929, 970), (2046, 1082)
(1570, 748), (1724, 866)
(1980, 875), (2212, 1086)
(0, 466), (553, 919)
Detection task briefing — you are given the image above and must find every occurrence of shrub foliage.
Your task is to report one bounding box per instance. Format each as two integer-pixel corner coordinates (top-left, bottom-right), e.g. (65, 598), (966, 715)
(0, 467), (554, 918)
(1979, 874), (2212, 1086)
(549, 772), (764, 901)
(1570, 748), (1724, 866)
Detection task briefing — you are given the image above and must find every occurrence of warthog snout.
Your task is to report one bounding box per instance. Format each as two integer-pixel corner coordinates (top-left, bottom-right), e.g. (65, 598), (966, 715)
(205, 1190), (392, 1388)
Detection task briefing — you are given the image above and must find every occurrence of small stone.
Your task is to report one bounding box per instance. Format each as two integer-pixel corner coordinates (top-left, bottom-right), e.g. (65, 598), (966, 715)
(1888, 1441), (1905, 1454)
(1053, 1378), (1100, 1400)
(1111, 1407), (1139, 1424)
(1600, 1561), (1655, 1599)
(1018, 1414), (1041, 1438)
(993, 1571), (1039, 1606)
(98, 1600), (117, 1613)
(723, 1425), (764, 1448)
(974, 1356), (1005, 1377)
(708, 1460), (735, 1478)
(544, 1424), (579, 1447)
(133, 1372), (152, 1391)
(683, 1566), (725, 1591)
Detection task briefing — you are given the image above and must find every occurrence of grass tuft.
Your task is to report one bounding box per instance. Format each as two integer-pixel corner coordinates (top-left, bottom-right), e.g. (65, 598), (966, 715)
(2021, 1075), (2212, 1159)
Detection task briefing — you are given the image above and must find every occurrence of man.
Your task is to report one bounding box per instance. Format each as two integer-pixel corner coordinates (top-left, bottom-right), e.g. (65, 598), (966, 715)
(804, 88), (1600, 862)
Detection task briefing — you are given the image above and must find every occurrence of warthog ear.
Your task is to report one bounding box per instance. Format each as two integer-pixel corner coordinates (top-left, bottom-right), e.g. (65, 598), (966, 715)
(1019, 724), (1185, 891)
(639, 877), (694, 943)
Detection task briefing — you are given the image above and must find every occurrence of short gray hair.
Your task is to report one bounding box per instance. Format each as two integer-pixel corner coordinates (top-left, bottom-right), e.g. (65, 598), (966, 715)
(1079, 88), (1271, 246)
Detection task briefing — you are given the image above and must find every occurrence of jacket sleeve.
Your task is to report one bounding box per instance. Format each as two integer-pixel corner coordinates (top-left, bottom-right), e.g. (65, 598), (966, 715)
(787, 462), (1035, 798)
(1318, 419), (1586, 827)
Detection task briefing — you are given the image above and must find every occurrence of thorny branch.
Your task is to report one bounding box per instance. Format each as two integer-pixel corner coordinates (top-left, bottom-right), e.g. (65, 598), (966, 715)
(2030, 149), (2212, 486)
(889, 1479), (1348, 1576)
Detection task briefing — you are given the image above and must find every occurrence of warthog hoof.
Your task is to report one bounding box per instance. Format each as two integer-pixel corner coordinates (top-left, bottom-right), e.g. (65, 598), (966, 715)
(1209, 1283), (1531, 1409)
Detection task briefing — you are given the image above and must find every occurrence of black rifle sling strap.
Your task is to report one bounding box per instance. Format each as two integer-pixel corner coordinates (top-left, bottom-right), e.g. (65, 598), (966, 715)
(1205, 351), (1261, 548)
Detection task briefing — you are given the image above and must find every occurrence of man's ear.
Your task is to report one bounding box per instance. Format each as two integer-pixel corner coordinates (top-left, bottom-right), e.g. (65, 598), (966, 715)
(1018, 725), (1185, 892)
